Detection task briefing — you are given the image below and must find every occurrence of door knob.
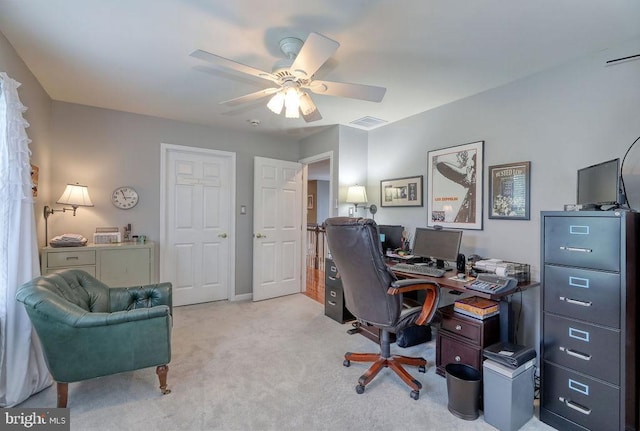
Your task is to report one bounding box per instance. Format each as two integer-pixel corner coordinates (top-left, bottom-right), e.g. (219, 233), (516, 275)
(255, 233), (267, 238)
(218, 233), (227, 238)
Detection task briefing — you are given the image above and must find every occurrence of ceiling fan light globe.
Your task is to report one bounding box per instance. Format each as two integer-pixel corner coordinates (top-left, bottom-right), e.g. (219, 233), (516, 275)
(284, 88), (300, 119)
(285, 105), (300, 119)
(267, 92), (285, 114)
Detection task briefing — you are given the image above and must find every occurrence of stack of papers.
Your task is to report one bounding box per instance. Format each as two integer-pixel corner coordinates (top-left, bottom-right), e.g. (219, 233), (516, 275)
(49, 233), (88, 247)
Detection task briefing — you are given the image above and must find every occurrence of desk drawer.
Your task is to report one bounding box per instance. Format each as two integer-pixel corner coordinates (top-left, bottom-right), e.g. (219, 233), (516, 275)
(440, 308), (483, 344)
(542, 362), (619, 431)
(47, 250), (96, 268)
(543, 312), (620, 384)
(543, 216), (620, 271)
(436, 332), (481, 376)
(544, 265), (620, 328)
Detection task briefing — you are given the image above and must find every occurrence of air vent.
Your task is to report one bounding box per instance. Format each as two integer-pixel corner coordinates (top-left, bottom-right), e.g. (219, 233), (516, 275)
(350, 116), (388, 129)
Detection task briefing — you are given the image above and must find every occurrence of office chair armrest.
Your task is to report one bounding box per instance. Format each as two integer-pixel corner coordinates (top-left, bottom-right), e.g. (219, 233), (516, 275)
(388, 280), (440, 325)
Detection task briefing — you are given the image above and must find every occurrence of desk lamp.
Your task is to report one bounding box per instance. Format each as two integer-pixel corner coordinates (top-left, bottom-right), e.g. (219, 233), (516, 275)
(346, 185), (377, 218)
(44, 183), (93, 246)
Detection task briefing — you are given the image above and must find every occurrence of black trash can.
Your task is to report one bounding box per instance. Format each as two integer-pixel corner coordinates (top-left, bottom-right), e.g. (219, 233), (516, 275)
(445, 363), (482, 420)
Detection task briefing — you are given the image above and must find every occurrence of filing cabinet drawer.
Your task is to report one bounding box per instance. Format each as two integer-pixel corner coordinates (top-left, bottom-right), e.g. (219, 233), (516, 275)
(544, 264), (620, 328)
(325, 258), (339, 278)
(436, 333), (481, 377)
(543, 216), (620, 271)
(543, 312), (620, 384)
(47, 250), (96, 268)
(542, 362), (620, 431)
(324, 284), (354, 323)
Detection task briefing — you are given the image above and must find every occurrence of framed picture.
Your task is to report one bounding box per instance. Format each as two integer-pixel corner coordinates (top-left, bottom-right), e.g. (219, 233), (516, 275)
(380, 175), (423, 207)
(488, 161), (531, 220)
(307, 194), (314, 210)
(427, 141), (484, 230)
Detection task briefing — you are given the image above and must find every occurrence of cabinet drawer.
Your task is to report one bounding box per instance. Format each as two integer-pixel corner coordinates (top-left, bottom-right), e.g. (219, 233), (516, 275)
(544, 265), (620, 328)
(325, 258), (339, 279)
(542, 362), (620, 431)
(441, 314), (481, 343)
(436, 332), (482, 375)
(543, 216), (620, 271)
(543, 313), (620, 384)
(46, 266), (96, 277)
(324, 285), (354, 323)
(47, 250), (96, 268)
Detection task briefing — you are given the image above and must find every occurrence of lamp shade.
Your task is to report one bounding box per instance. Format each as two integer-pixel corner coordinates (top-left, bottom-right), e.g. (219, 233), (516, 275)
(346, 185), (368, 204)
(56, 183), (94, 207)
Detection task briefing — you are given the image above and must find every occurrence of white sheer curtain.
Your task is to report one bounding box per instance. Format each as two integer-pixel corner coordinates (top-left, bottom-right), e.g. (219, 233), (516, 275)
(0, 72), (52, 407)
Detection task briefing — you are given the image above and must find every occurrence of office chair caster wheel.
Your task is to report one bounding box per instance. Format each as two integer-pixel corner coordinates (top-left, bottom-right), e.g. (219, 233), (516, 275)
(418, 365), (426, 373)
(343, 359), (351, 367)
(410, 390), (420, 400)
(355, 384), (365, 394)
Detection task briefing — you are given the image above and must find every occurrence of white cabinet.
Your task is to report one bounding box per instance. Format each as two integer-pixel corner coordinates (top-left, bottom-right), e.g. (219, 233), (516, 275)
(41, 242), (155, 286)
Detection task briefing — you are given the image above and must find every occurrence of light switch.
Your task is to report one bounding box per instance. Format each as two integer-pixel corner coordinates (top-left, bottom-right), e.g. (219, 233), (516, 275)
(240, 205), (246, 215)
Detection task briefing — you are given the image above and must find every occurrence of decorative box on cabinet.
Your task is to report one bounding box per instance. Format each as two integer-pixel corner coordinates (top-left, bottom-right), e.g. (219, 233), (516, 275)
(41, 241), (155, 286)
(540, 211), (639, 431)
(435, 304), (499, 377)
(324, 258), (354, 324)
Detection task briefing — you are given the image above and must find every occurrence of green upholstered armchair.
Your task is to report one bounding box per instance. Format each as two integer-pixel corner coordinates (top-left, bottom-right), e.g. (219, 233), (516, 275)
(16, 269), (172, 408)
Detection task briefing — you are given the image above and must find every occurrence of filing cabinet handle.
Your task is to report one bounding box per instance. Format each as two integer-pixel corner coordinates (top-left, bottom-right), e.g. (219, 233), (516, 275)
(559, 397), (591, 415)
(455, 324), (462, 331)
(328, 301), (337, 306)
(65, 256), (79, 260)
(560, 296), (592, 307)
(328, 276), (337, 281)
(559, 246), (592, 253)
(559, 346), (592, 361)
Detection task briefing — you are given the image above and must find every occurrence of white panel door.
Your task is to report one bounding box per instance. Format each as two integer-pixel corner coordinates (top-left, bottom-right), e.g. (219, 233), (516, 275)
(161, 145), (235, 306)
(253, 157), (302, 301)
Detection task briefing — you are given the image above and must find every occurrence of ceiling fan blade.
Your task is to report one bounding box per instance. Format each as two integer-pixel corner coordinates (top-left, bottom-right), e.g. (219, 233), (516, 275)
(307, 80), (386, 102)
(190, 49), (279, 84)
(302, 108), (323, 123)
(219, 88), (279, 107)
(290, 33), (339, 79)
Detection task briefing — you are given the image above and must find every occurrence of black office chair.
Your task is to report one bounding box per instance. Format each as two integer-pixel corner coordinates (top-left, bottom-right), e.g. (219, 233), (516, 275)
(324, 217), (440, 400)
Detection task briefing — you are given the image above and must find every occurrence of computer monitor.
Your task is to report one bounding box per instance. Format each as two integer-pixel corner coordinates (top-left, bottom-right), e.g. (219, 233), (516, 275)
(412, 227), (463, 269)
(577, 158), (621, 208)
(378, 224), (404, 251)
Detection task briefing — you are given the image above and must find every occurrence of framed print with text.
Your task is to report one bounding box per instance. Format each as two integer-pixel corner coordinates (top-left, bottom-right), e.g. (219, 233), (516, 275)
(427, 141), (484, 230)
(488, 161), (531, 220)
(380, 175), (423, 207)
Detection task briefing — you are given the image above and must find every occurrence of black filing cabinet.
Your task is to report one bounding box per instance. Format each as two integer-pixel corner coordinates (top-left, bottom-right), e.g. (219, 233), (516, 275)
(540, 211), (639, 431)
(324, 258), (354, 323)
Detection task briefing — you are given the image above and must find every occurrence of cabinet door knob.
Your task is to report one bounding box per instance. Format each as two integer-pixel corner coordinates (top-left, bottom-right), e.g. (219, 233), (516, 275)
(255, 233), (267, 238)
(455, 356), (461, 362)
(455, 324), (462, 331)
(218, 233), (228, 238)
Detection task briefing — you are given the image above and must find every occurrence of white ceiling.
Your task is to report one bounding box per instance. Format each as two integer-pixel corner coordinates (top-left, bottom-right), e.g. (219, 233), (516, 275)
(1, 0), (638, 139)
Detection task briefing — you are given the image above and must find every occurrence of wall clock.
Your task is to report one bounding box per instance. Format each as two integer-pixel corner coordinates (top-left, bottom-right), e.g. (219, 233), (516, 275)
(112, 186), (139, 209)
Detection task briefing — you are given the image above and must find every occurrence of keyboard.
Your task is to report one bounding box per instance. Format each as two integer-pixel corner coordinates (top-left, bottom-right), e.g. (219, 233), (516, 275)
(392, 263), (446, 278)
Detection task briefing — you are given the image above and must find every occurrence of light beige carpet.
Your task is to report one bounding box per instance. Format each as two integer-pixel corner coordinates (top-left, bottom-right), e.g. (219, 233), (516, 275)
(19, 294), (556, 431)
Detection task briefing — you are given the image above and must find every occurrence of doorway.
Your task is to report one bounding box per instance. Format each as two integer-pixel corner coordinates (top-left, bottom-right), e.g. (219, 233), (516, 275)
(301, 154), (333, 304)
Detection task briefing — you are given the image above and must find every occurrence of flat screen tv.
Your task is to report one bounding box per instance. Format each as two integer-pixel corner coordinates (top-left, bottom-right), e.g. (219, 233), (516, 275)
(576, 158), (621, 208)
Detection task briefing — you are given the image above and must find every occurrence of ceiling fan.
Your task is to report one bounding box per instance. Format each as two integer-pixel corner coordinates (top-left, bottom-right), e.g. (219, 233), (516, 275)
(190, 32), (386, 122)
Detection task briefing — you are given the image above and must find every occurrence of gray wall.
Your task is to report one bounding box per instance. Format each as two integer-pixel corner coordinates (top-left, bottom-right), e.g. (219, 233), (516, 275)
(47, 101), (301, 295)
(367, 36), (640, 347)
(0, 30), (53, 245)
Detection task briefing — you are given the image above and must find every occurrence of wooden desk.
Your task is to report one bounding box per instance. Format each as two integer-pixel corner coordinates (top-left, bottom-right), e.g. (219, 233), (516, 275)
(390, 263), (539, 343)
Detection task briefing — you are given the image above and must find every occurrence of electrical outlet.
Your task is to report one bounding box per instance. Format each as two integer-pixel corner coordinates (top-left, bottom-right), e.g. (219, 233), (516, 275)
(348, 207), (354, 216)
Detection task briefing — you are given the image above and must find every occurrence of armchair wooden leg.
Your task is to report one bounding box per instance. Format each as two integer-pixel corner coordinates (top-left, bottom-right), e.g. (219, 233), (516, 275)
(57, 382), (68, 408)
(156, 365), (171, 395)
